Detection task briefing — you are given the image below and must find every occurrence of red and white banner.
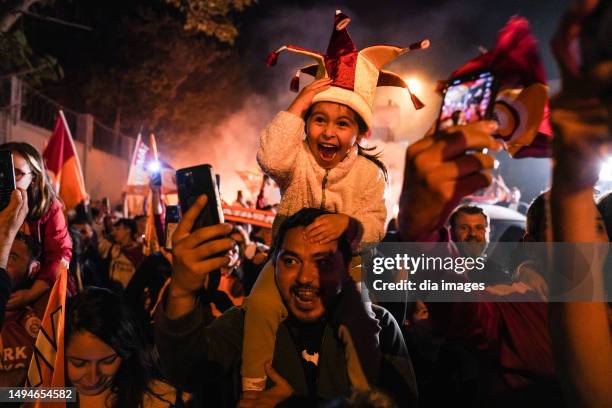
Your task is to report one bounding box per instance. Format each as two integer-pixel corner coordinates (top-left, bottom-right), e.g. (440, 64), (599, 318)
(222, 204), (274, 229)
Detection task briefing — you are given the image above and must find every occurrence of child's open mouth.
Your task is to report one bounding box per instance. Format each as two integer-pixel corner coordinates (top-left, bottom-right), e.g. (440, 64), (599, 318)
(317, 142), (338, 161)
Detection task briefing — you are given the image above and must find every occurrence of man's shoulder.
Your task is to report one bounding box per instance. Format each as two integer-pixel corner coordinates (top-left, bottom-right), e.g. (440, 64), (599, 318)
(372, 304), (408, 357)
(205, 306), (246, 338)
(215, 306), (245, 324)
(371, 304), (396, 328)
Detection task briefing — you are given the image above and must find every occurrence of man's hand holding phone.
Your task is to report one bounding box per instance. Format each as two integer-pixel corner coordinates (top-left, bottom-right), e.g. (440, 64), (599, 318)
(0, 189), (28, 269)
(166, 194), (234, 319)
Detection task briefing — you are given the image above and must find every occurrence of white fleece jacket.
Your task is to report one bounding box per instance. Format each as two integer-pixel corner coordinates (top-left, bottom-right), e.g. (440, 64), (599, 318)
(257, 111), (387, 245)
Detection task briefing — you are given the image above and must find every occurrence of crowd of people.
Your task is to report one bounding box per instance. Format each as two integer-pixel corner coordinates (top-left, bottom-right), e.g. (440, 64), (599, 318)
(0, 1), (610, 407)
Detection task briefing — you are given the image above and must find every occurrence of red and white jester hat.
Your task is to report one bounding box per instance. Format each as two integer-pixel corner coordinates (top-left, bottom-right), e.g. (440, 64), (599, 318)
(266, 10), (430, 129)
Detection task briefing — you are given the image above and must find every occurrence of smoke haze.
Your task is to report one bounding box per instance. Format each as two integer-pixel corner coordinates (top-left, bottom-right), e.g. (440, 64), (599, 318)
(161, 0), (571, 209)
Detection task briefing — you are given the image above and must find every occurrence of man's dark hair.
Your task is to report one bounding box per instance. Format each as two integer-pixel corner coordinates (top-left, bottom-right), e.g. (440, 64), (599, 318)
(90, 207), (100, 219)
(14, 231), (42, 261)
(527, 192), (548, 242)
(272, 208), (352, 268)
(133, 214), (147, 223)
(114, 218), (138, 239)
(449, 205), (490, 230)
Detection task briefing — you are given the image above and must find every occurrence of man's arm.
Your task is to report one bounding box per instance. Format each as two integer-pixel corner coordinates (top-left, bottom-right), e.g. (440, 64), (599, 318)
(154, 301), (245, 390)
(164, 195), (234, 319)
(548, 92), (612, 407)
(154, 193), (240, 390)
(398, 121), (500, 242)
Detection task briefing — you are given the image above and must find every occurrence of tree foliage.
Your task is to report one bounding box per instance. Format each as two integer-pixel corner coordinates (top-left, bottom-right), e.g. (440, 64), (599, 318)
(29, 0), (253, 140)
(0, 0), (62, 85)
(0, 28), (61, 84)
(165, 0), (253, 44)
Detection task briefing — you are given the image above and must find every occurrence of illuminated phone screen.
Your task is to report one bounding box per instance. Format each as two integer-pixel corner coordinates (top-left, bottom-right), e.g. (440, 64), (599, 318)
(438, 71), (497, 131)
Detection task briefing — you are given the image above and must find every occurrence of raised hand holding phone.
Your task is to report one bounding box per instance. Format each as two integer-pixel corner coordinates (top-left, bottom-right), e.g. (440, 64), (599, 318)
(166, 195), (234, 318)
(176, 164), (224, 232)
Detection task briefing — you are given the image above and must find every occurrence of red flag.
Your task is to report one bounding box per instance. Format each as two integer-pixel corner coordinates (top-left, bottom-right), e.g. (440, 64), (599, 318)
(43, 111), (88, 210)
(24, 263), (68, 408)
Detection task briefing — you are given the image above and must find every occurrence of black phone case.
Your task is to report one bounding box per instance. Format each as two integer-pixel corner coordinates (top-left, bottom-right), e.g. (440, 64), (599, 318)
(0, 151), (16, 212)
(176, 164), (224, 231)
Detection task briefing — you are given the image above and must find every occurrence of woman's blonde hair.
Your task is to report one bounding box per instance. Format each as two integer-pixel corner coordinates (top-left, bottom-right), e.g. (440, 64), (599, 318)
(0, 142), (59, 220)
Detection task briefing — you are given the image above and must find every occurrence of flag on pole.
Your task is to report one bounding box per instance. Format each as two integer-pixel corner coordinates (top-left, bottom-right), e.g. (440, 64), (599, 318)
(24, 262), (68, 408)
(125, 133), (150, 196)
(43, 111), (88, 210)
(144, 133), (160, 255)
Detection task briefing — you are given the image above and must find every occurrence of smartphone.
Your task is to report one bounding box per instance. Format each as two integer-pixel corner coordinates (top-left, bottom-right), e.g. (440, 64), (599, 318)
(176, 164), (224, 231)
(0, 151), (16, 211)
(164, 205), (180, 250)
(437, 70), (498, 131)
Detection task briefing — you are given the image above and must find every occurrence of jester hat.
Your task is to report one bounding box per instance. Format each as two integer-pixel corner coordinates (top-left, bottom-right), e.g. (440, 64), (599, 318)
(267, 10), (430, 129)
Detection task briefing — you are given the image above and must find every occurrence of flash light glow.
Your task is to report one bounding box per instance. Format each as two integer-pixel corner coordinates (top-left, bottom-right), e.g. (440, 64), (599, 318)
(600, 158), (612, 182)
(148, 160), (161, 173)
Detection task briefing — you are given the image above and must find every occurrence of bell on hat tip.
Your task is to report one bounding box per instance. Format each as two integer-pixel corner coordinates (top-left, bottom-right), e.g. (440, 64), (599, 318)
(410, 92), (425, 110)
(409, 39), (431, 50)
(290, 75), (300, 92)
(266, 51), (279, 67)
(334, 9), (350, 29)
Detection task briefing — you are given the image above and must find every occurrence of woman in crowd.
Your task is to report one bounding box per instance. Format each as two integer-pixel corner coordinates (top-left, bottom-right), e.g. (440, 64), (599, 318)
(0, 142), (75, 310)
(66, 286), (187, 407)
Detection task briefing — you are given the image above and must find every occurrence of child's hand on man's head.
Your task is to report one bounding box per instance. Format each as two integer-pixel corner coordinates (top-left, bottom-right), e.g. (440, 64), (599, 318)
(287, 78), (333, 118)
(304, 213), (350, 244)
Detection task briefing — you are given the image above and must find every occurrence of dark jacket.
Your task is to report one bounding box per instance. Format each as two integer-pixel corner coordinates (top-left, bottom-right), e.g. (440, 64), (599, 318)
(155, 301), (417, 407)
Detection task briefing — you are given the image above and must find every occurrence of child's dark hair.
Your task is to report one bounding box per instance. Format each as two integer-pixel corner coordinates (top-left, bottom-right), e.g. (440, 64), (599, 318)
(304, 104), (388, 182)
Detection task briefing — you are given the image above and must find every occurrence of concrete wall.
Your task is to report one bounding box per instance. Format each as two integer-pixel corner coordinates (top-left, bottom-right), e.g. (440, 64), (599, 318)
(7, 120), (129, 204)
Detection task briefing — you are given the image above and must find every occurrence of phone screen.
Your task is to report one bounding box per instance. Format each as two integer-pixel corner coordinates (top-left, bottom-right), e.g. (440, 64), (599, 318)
(438, 71), (497, 131)
(0, 151), (16, 211)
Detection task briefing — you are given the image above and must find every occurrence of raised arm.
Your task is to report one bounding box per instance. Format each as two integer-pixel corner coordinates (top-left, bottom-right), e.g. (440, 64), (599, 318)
(257, 78), (332, 183)
(398, 121), (501, 242)
(548, 96), (612, 408)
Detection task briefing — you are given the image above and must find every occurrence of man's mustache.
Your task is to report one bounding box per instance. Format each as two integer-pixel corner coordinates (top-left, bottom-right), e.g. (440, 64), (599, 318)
(290, 283), (320, 296)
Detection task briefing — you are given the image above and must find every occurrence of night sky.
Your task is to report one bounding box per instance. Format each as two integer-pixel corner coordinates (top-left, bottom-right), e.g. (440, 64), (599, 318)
(20, 0), (575, 203)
